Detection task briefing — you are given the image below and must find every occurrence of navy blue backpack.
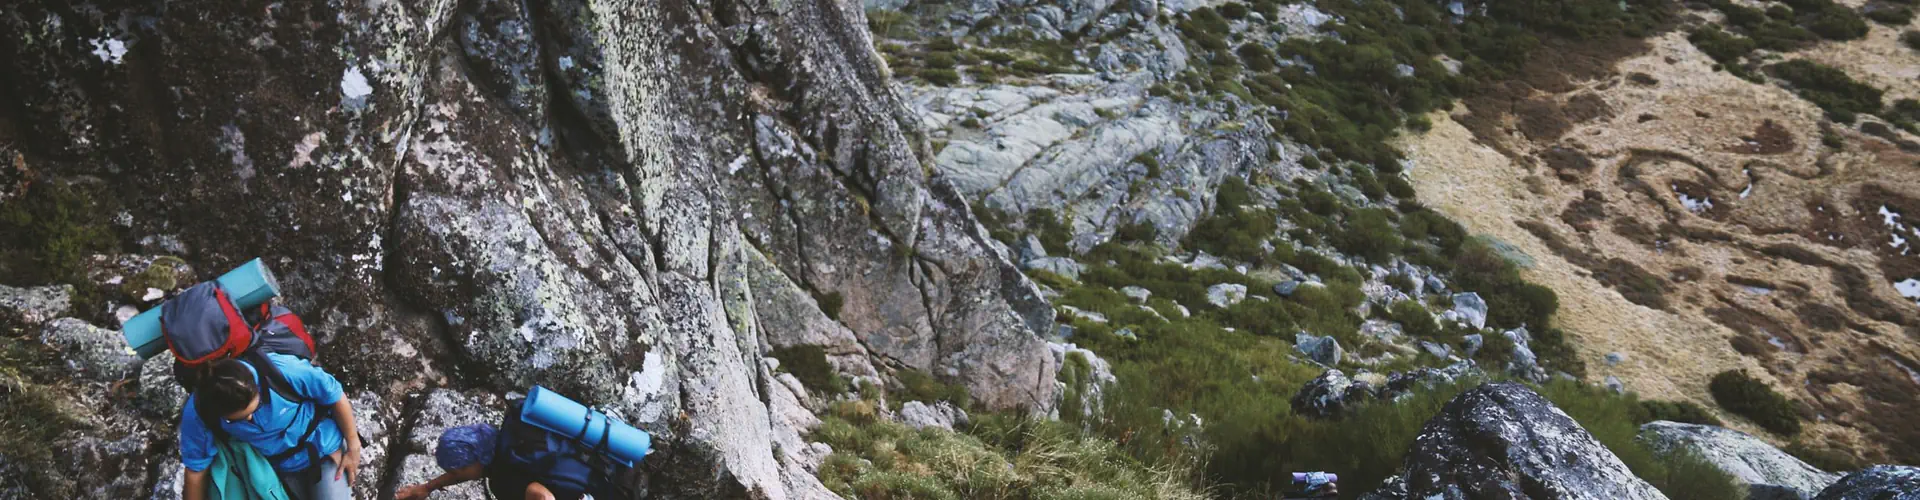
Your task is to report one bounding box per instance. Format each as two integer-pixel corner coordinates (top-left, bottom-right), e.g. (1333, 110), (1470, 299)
(493, 401), (629, 498)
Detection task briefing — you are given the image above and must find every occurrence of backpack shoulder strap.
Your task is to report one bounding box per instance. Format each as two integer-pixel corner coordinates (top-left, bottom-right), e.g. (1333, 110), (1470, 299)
(241, 350), (303, 405)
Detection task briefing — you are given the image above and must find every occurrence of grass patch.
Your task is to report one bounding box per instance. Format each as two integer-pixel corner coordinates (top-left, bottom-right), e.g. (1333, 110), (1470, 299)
(771, 344), (850, 395)
(892, 369), (971, 409)
(814, 401), (1207, 500)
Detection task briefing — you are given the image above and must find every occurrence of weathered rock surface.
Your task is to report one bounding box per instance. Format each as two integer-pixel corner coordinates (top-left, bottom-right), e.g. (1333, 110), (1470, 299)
(1291, 369), (1375, 419)
(1296, 332), (1344, 366)
(0, 284), (69, 334)
(898, 400), (971, 431)
(38, 317), (142, 382)
(1639, 421), (1840, 500)
(1448, 292), (1488, 329)
(1813, 466), (1920, 500)
(1208, 283), (1249, 308)
(1392, 383), (1667, 500)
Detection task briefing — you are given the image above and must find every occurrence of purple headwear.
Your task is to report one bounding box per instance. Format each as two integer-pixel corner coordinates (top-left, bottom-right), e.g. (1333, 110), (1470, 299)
(435, 424), (500, 471)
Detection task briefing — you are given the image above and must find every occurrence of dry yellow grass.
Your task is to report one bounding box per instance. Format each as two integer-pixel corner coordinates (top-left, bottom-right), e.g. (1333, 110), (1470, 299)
(1401, 28), (1920, 460)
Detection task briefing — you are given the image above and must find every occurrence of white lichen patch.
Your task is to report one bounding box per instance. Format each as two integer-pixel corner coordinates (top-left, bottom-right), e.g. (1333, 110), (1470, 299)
(90, 37), (127, 64)
(341, 65), (374, 110)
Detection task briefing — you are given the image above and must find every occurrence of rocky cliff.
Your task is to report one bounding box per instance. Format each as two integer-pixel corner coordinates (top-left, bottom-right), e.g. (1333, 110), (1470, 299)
(0, 0), (1057, 496)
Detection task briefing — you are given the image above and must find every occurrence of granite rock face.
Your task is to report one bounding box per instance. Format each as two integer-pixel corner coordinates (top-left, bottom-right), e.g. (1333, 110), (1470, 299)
(1390, 383), (1668, 500)
(0, 0), (1058, 495)
(1638, 421), (1839, 500)
(1812, 466), (1920, 500)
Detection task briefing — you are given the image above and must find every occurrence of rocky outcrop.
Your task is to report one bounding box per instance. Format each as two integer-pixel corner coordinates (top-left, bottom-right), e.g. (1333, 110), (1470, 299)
(1296, 333), (1344, 366)
(0, 284), (69, 334)
(0, 0), (1056, 495)
(1638, 421), (1839, 500)
(1291, 369), (1375, 419)
(898, 401), (971, 431)
(1390, 383), (1667, 500)
(1291, 363), (1478, 420)
(1812, 466), (1920, 500)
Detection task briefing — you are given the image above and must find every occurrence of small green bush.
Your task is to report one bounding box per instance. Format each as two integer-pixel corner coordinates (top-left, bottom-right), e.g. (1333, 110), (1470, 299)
(771, 344), (850, 395)
(1026, 208), (1075, 256)
(893, 369), (971, 408)
(1767, 60), (1883, 123)
(1332, 208), (1405, 263)
(1638, 400), (1724, 426)
(1904, 30), (1920, 51)
(1867, 6), (1915, 25)
(1786, 441), (1863, 472)
(1709, 370), (1803, 435)
(921, 68), (961, 86)
(1689, 26), (1757, 64)
(816, 290), (845, 320)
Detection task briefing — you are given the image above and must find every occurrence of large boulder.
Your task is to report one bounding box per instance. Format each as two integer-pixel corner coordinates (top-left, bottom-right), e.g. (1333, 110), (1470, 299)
(1639, 421), (1840, 500)
(1396, 383), (1667, 500)
(1813, 466), (1920, 500)
(1449, 292), (1488, 329)
(38, 318), (142, 382)
(1295, 332), (1343, 366)
(1208, 283), (1249, 308)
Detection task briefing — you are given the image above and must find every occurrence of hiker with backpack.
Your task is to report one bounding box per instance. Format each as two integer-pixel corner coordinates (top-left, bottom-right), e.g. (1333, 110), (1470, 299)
(396, 393), (646, 500)
(148, 275), (362, 500)
(179, 354), (364, 500)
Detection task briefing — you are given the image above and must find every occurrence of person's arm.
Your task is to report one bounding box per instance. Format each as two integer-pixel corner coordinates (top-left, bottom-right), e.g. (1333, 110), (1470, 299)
(395, 465), (486, 500)
(331, 397), (362, 484)
(524, 481), (557, 500)
(274, 355), (359, 484)
(183, 469), (208, 500)
(178, 398), (216, 500)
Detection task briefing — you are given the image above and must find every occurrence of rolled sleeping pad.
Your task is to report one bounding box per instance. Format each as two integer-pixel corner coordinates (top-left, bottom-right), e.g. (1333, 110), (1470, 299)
(121, 258), (282, 359)
(1291, 472), (1338, 485)
(521, 385), (652, 466)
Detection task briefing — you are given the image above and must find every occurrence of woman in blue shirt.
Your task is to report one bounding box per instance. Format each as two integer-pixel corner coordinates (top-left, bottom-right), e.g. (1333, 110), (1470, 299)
(178, 354), (364, 500)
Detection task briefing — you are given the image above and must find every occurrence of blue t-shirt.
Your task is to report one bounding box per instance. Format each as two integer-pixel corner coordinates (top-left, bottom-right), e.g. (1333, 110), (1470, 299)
(178, 353), (345, 472)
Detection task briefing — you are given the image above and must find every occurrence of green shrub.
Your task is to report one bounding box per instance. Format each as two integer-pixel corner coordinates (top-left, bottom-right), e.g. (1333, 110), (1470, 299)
(921, 68), (961, 86)
(1027, 208), (1075, 255)
(1332, 208), (1404, 263)
(1236, 43), (1277, 72)
(816, 290), (845, 320)
(1905, 30), (1920, 50)
(1638, 400), (1724, 426)
(1688, 26), (1756, 65)
(893, 369), (971, 408)
(1709, 370), (1803, 435)
(1866, 5), (1915, 25)
(1389, 300), (1440, 340)
(1785, 441), (1863, 472)
(1767, 60), (1883, 123)
(0, 181), (119, 286)
(771, 344), (850, 395)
